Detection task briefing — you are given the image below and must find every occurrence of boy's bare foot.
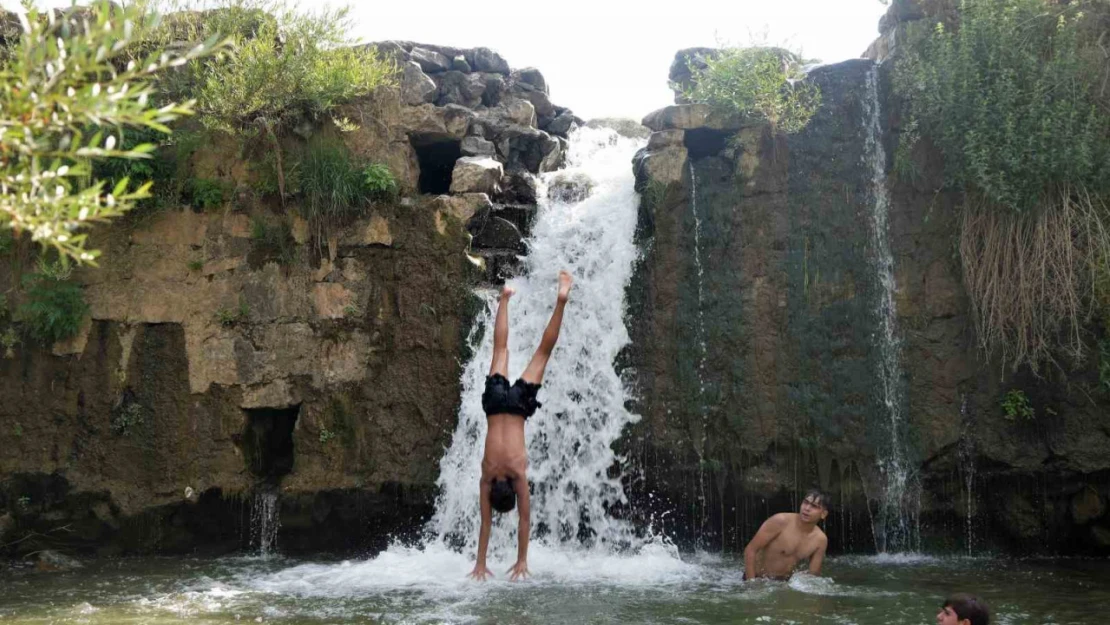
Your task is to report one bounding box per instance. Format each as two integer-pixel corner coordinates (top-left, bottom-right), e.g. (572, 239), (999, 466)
(557, 271), (573, 302)
(501, 285), (515, 300)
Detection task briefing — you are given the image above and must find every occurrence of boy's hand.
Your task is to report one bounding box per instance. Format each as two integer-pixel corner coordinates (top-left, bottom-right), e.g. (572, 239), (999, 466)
(468, 563), (494, 581)
(507, 560), (530, 581)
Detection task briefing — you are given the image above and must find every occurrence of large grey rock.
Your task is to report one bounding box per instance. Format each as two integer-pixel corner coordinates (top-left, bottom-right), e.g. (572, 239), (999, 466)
(471, 47), (510, 74)
(461, 136), (496, 157)
(450, 157), (503, 195)
(452, 55), (472, 72)
(669, 47), (718, 103)
(433, 192), (493, 224)
(402, 103), (473, 140)
(586, 118), (652, 139)
(514, 67), (548, 94)
(435, 71), (487, 108)
(648, 129), (685, 150)
(401, 61), (437, 105)
(632, 145), (687, 192)
(496, 172), (538, 205)
(471, 216), (525, 252)
(493, 99), (536, 127)
(523, 91), (558, 128)
(545, 111), (582, 138)
(495, 126), (564, 174)
(1072, 487), (1105, 525)
(547, 172), (595, 204)
(410, 46), (451, 73)
(482, 73), (506, 107)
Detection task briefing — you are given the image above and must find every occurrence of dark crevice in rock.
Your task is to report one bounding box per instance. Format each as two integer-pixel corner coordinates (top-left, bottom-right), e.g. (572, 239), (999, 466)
(684, 127), (730, 160)
(239, 405), (301, 483)
(411, 135), (461, 194)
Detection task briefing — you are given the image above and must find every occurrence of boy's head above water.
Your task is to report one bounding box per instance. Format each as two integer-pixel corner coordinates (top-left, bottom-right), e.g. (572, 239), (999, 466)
(799, 488), (830, 524)
(938, 593), (991, 625)
(490, 478), (516, 513)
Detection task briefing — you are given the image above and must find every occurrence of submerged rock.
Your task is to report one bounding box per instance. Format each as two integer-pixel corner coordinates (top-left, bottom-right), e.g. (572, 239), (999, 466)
(34, 550), (84, 572)
(547, 172), (595, 204)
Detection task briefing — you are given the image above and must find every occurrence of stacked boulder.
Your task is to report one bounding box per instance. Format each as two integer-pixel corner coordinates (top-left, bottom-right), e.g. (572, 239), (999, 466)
(376, 41), (584, 282)
(633, 49), (744, 193)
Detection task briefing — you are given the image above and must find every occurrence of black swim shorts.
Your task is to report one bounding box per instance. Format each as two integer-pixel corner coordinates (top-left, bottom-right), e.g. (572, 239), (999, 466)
(482, 373), (543, 419)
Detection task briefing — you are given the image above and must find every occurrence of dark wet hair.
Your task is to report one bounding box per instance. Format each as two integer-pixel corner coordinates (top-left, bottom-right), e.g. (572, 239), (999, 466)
(490, 478), (516, 513)
(944, 593), (991, 625)
(803, 488), (830, 511)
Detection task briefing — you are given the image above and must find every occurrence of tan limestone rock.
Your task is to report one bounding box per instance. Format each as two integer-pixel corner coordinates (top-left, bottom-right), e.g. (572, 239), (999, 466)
(639, 146), (688, 187)
(223, 214), (252, 238)
(433, 193), (492, 225)
(241, 379), (299, 409)
(647, 129), (685, 150)
(51, 315), (92, 357)
(313, 283), (354, 319)
(130, 210), (208, 247)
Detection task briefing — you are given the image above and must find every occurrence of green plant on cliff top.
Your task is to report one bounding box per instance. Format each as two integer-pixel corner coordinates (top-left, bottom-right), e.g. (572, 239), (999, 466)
(682, 46), (821, 134)
(894, 0), (1110, 373)
(0, 1), (223, 265)
(151, 0), (398, 134)
(1000, 389), (1035, 421)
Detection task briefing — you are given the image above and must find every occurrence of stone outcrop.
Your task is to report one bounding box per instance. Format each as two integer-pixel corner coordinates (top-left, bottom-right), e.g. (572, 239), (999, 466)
(623, 46), (1110, 556)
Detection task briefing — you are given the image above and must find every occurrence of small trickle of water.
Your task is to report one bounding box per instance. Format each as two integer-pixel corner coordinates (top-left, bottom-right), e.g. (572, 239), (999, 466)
(250, 492), (280, 556)
(688, 160), (711, 549)
(957, 394), (976, 556)
(862, 64), (919, 553)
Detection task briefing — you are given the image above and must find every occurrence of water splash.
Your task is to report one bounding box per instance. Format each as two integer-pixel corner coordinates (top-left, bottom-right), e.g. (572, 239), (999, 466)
(250, 491), (280, 556)
(862, 64), (919, 553)
(428, 126), (653, 557)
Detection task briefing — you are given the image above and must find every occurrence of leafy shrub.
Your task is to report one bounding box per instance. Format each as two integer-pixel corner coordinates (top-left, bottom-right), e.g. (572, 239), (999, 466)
(1000, 389), (1035, 421)
(894, 0), (1110, 373)
(682, 47), (821, 133)
(148, 0), (397, 134)
(187, 178), (227, 211)
(16, 268), (89, 345)
(363, 163), (398, 201)
(895, 0), (1110, 213)
(0, 1), (222, 264)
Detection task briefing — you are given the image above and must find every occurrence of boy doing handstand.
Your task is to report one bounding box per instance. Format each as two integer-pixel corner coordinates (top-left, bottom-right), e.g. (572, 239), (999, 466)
(468, 271), (573, 582)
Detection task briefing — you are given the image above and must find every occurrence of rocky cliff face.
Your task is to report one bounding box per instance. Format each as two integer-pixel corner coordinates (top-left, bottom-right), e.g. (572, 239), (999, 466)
(0, 40), (580, 557)
(624, 37), (1110, 555)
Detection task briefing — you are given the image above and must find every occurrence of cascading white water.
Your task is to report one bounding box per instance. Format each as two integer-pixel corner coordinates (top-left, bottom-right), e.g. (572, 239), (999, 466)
(862, 64), (919, 553)
(250, 492), (280, 556)
(687, 161), (710, 548)
(428, 126), (658, 557)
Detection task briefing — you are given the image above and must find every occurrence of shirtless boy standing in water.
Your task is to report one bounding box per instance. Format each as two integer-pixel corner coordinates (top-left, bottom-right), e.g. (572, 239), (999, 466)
(468, 271), (573, 582)
(743, 489), (830, 580)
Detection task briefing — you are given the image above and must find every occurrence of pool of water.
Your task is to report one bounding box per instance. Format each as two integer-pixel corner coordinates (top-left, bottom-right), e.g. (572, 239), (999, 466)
(1, 548), (1105, 624)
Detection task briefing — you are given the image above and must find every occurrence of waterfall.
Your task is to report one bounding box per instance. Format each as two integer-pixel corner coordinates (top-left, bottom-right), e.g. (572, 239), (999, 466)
(958, 394), (976, 556)
(427, 126), (651, 557)
(688, 161), (710, 549)
(250, 491), (280, 556)
(862, 64), (919, 553)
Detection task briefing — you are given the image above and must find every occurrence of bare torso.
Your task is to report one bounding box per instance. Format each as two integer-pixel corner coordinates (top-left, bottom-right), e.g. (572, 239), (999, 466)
(481, 413), (527, 480)
(756, 513), (827, 579)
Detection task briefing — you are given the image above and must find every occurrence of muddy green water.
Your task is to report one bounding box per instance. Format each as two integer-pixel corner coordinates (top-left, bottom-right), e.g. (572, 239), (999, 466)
(1, 552), (1105, 624)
